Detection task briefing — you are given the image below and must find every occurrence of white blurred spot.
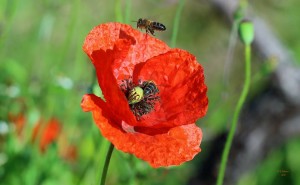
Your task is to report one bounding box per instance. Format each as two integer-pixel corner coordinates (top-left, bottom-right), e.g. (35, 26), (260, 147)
(0, 121), (9, 135)
(6, 85), (20, 98)
(56, 76), (73, 89)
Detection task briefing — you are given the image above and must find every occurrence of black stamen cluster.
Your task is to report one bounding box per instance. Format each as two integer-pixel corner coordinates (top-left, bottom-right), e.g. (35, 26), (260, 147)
(120, 78), (160, 120)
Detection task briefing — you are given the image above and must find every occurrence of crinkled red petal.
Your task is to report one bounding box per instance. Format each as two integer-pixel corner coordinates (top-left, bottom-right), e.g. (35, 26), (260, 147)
(82, 23), (170, 126)
(83, 22), (170, 81)
(81, 93), (123, 129)
(91, 49), (137, 125)
(81, 94), (202, 168)
(132, 49), (208, 128)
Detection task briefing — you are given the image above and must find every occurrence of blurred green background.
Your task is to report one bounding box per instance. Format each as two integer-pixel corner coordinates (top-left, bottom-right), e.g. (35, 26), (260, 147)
(1, 0), (300, 185)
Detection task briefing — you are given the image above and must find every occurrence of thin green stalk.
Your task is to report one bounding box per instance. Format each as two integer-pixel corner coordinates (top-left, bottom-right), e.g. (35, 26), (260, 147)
(114, 0), (123, 22)
(0, 0), (19, 50)
(171, 0), (185, 47)
(100, 143), (115, 185)
(223, 21), (239, 88)
(57, 0), (80, 66)
(223, 1), (248, 89)
(124, 0), (132, 24)
(216, 44), (251, 185)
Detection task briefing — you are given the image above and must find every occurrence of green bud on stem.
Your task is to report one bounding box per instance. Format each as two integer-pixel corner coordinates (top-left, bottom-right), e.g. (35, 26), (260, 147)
(239, 20), (254, 45)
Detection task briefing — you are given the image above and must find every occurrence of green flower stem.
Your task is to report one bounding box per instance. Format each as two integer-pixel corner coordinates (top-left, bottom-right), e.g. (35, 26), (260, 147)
(216, 44), (251, 185)
(171, 0), (185, 47)
(114, 0), (123, 22)
(100, 143), (115, 185)
(223, 21), (239, 88)
(124, 0), (132, 24)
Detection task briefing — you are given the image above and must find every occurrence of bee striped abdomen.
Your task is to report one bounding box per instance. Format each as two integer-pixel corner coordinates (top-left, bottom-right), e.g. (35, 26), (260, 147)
(143, 82), (159, 97)
(151, 22), (166, 31)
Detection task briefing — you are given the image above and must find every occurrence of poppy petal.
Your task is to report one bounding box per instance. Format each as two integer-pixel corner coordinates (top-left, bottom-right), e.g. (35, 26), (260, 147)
(81, 94), (122, 127)
(83, 23), (170, 126)
(83, 22), (170, 82)
(81, 94), (202, 168)
(133, 49), (208, 128)
(90, 49), (137, 125)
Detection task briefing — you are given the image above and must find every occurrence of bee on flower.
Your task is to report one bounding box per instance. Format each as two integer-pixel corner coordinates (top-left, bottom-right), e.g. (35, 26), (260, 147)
(81, 23), (208, 168)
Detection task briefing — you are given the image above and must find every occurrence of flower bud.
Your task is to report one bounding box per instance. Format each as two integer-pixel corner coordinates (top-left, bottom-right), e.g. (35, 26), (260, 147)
(239, 20), (254, 45)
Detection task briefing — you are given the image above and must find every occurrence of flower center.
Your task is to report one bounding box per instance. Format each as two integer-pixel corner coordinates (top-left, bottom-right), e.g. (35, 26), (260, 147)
(120, 78), (160, 120)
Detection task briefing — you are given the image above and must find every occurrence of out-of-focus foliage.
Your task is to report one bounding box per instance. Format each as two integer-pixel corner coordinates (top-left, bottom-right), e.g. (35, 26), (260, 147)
(238, 138), (300, 185)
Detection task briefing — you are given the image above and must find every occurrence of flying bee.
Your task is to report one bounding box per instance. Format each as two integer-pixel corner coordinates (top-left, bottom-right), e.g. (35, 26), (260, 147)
(136, 18), (166, 36)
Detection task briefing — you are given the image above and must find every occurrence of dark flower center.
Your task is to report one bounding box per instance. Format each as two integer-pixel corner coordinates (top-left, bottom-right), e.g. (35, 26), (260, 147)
(120, 78), (160, 120)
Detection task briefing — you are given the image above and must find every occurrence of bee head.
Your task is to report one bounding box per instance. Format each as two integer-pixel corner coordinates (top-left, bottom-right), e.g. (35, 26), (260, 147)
(137, 18), (143, 27)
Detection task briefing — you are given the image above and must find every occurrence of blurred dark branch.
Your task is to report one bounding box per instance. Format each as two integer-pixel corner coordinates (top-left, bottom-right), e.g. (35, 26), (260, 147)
(189, 1), (300, 185)
(211, 0), (300, 106)
(227, 88), (300, 185)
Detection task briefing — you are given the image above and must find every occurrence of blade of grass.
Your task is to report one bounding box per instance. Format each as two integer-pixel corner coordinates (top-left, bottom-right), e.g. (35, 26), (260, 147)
(170, 0), (186, 48)
(114, 0), (123, 23)
(124, 0), (132, 24)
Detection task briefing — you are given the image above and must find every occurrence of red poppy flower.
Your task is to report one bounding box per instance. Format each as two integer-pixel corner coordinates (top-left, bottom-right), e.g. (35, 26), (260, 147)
(81, 23), (208, 168)
(32, 118), (61, 152)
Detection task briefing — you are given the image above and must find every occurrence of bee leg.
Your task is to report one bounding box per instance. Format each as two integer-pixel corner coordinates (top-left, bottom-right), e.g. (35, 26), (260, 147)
(149, 28), (155, 36)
